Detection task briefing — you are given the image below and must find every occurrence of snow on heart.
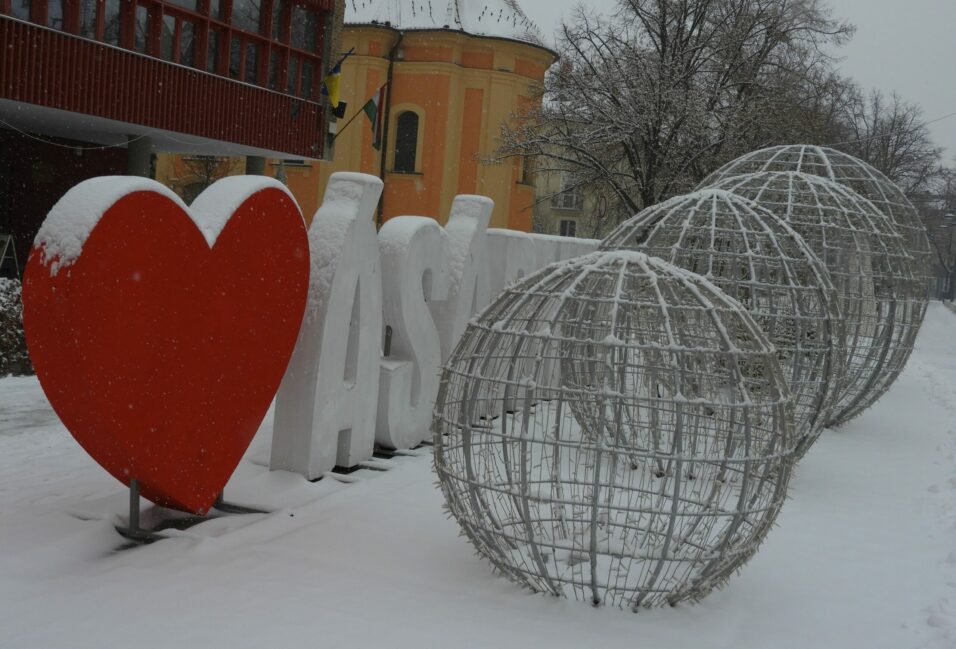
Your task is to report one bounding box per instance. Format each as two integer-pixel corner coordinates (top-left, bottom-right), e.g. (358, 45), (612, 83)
(35, 175), (297, 275)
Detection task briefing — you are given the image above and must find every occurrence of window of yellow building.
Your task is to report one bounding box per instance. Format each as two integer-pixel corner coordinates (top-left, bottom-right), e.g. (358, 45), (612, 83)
(393, 111), (419, 174)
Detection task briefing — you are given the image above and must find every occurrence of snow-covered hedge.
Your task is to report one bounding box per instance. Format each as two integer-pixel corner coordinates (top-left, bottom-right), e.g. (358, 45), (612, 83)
(0, 278), (33, 376)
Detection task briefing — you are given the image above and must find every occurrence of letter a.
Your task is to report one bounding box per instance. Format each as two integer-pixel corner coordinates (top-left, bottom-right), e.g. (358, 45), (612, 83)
(271, 173), (384, 480)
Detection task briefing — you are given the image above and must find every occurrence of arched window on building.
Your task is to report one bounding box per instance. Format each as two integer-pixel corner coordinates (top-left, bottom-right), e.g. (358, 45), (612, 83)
(393, 111), (420, 173)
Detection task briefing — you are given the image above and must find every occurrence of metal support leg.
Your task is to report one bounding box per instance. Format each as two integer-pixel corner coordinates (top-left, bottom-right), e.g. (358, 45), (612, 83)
(115, 484), (266, 546)
(115, 478), (165, 544)
(212, 491), (268, 515)
(129, 478), (140, 533)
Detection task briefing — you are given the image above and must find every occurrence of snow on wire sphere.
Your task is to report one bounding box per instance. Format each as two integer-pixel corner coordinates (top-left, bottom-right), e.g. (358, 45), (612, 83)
(432, 251), (798, 610)
(699, 145), (930, 395)
(706, 171), (919, 426)
(599, 189), (844, 457)
(699, 144), (932, 295)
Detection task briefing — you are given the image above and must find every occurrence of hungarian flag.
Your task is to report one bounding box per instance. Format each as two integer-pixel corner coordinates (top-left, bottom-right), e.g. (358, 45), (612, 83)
(362, 84), (387, 151)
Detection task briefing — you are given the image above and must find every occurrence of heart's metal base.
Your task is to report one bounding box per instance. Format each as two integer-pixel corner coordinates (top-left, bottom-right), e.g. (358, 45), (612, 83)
(114, 479), (268, 546)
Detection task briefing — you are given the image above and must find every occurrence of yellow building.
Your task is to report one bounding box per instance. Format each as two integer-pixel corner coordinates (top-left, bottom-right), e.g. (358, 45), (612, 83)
(534, 166), (623, 240)
(319, 22), (556, 230)
(157, 1), (555, 231)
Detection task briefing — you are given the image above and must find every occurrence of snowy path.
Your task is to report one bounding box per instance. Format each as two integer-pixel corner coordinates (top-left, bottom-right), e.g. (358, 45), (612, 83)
(1, 304), (955, 649)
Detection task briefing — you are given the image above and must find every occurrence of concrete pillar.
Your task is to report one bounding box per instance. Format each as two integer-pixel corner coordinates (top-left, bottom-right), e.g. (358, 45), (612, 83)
(246, 156), (266, 175)
(126, 135), (152, 177)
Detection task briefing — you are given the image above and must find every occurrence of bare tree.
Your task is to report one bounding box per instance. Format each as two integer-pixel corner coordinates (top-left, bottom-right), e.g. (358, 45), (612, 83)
(767, 67), (856, 144)
(838, 89), (943, 197)
(499, 0), (854, 219)
(917, 168), (956, 298)
(172, 155), (237, 203)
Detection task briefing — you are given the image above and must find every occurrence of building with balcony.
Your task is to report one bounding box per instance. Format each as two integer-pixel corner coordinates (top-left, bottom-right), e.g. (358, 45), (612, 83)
(0, 0), (342, 276)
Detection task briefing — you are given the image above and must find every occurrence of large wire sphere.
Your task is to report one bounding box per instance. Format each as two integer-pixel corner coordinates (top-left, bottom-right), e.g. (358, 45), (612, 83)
(706, 171), (919, 425)
(699, 145), (932, 309)
(599, 189), (844, 457)
(432, 251), (797, 610)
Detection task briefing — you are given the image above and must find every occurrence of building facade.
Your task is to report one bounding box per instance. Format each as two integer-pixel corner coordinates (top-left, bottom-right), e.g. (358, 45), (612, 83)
(0, 0), (342, 276)
(153, 2), (556, 231)
(316, 22), (555, 231)
(533, 166), (624, 240)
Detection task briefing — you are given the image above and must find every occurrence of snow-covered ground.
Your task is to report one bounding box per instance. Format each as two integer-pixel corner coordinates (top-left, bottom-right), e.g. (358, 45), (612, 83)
(1, 304), (955, 649)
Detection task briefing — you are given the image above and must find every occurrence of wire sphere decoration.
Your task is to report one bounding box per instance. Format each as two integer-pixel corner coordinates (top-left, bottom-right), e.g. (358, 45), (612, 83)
(432, 250), (798, 610)
(706, 171), (919, 426)
(599, 189), (844, 457)
(699, 144), (932, 311)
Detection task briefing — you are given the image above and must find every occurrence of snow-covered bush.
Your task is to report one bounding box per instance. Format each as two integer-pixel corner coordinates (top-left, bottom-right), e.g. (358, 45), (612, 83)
(0, 278), (33, 376)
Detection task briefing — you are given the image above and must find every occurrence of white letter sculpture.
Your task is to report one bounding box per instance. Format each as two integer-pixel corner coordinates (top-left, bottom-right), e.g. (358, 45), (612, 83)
(532, 234), (560, 271)
(376, 217), (451, 449)
(271, 172), (384, 479)
(487, 228), (537, 297)
(432, 195), (493, 362)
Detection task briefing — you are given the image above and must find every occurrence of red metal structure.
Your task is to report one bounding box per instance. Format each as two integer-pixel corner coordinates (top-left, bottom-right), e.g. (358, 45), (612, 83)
(0, 0), (335, 158)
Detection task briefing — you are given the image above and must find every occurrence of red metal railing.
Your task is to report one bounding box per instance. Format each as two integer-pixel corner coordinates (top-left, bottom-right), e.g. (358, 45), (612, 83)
(0, 16), (325, 158)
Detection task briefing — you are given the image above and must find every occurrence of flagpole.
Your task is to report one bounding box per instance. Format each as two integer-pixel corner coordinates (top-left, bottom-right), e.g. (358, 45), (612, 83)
(378, 32), (404, 229)
(328, 47), (355, 74)
(330, 104), (367, 143)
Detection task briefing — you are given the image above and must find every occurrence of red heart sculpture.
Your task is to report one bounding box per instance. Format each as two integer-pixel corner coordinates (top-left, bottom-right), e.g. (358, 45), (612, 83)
(22, 177), (309, 515)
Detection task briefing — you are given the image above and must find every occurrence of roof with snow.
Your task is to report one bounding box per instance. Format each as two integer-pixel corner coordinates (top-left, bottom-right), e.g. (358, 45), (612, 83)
(345, 0), (542, 44)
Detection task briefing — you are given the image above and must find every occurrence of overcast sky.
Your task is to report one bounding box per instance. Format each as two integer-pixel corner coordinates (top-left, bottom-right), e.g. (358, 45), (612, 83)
(516, 0), (956, 157)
